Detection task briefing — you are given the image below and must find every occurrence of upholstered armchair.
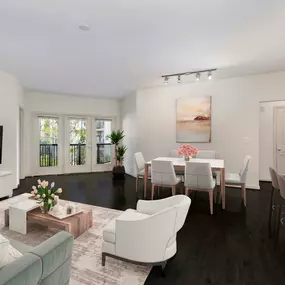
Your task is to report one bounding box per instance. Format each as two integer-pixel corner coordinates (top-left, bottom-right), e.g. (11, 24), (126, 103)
(102, 195), (191, 273)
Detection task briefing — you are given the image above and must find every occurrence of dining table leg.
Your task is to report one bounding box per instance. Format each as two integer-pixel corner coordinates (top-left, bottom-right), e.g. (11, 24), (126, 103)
(144, 164), (148, 198)
(220, 168), (226, 209)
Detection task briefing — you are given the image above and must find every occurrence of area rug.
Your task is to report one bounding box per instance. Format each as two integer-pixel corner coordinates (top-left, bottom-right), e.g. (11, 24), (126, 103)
(0, 194), (151, 285)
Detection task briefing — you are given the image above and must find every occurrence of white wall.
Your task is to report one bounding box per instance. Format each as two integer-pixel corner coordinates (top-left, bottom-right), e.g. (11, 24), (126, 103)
(127, 71), (285, 189)
(23, 91), (120, 176)
(120, 93), (137, 176)
(0, 71), (23, 188)
(259, 100), (285, 181)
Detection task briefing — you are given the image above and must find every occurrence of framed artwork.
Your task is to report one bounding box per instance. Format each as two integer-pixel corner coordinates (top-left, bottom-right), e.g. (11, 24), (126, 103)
(176, 96), (211, 143)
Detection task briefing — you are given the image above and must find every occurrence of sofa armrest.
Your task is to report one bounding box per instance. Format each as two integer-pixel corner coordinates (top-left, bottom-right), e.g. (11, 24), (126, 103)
(0, 253), (42, 285)
(29, 231), (73, 282)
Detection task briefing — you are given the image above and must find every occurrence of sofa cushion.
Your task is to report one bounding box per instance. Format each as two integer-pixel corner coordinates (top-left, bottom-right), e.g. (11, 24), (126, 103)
(0, 234), (23, 269)
(103, 209), (149, 243)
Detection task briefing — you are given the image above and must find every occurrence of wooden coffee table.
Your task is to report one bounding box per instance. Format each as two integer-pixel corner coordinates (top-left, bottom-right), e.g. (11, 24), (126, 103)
(27, 208), (93, 239)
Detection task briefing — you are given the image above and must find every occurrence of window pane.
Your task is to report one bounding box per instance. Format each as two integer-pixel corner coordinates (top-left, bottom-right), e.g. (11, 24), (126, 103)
(96, 119), (112, 164)
(39, 117), (58, 167)
(69, 119), (87, 166)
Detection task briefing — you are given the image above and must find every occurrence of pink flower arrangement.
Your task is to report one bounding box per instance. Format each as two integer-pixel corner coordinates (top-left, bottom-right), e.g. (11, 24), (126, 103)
(178, 144), (199, 158)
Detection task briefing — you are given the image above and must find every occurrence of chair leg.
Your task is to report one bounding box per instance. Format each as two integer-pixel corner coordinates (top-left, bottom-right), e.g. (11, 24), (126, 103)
(214, 188), (217, 203)
(136, 176), (139, 192)
(275, 205), (282, 247)
(242, 184), (246, 207)
(209, 191), (214, 215)
(172, 186), (176, 196)
(102, 253), (106, 266)
(151, 184), (155, 200)
(161, 261), (167, 277)
(269, 186), (275, 238)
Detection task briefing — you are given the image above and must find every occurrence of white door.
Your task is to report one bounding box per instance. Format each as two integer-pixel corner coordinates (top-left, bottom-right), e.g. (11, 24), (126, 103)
(36, 116), (62, 175)
(92, 118), (114, 172)
(275, 106), (285, 175)
(64, 116), (92, 173)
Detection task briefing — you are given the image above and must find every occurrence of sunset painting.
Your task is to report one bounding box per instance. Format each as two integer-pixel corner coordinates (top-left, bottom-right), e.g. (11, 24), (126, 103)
(176, 96), (211, 142)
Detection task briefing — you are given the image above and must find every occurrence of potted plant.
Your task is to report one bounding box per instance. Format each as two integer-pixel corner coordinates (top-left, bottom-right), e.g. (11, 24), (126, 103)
(107, 130), (127, 179)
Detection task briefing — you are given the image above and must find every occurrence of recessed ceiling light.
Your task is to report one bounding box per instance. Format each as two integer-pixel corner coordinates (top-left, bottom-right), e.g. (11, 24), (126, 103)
(79, 24), (90, 31)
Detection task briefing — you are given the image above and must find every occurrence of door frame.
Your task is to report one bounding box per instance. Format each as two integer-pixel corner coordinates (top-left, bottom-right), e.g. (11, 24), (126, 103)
(33, 113), (64, 176)
(64, 116), (92, 174)
(273, 106), (285, 172)
(91, 116), (116, 172)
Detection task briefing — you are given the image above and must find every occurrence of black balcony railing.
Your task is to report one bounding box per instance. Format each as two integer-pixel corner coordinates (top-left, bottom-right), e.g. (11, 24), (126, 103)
(69, 144), (86, 166)
(40, 144), (58, 167)
(97, 143), (112, 164)
(40, 143), (111, 167)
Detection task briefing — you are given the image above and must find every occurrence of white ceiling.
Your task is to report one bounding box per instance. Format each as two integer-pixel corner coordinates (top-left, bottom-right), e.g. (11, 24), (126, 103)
(0, 0), (285, 98)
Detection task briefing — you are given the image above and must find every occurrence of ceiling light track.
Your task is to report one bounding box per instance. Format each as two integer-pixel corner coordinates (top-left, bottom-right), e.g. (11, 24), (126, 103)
(162, 68), (217, 84)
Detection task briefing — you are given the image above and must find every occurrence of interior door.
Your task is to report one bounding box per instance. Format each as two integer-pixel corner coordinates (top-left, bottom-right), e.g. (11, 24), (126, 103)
(275, 107), (285, 175)
(92, 118), (114, 172)
(64, 117), (91, 173)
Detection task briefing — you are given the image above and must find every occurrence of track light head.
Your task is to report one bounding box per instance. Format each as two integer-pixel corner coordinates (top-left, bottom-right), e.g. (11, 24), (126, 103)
(208, 71), (212, 80)
(196, 73), (200, 81)
(177, 75), (181, 83)
(164, 77), (169, 85)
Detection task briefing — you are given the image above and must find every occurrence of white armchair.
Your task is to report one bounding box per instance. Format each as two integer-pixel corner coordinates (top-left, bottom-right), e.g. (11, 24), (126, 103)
(102, 195), (191, 272)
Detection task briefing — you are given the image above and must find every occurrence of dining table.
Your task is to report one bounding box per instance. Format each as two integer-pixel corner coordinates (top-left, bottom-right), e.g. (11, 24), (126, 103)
(144, 157), (226, 210)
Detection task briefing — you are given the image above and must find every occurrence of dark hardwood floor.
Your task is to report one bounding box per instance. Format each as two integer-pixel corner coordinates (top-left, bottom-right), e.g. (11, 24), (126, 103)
(13, 173), (285, 285)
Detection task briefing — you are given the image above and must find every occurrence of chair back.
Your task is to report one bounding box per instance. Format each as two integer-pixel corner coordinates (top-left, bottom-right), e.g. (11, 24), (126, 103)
(134, 152), (145, 173)
(196, 150), (216, 159)
(276, 174), (285, 200)
(239, 155), (251, 183)
(151, 160), (177, 186)
(169, 150), (179, 158)
(269, 167), (279, 189)
(185, 162), (215, 189)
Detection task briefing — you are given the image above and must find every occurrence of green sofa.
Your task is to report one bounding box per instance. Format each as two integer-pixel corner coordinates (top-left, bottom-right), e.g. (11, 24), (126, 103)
(0, 231), (74, 285)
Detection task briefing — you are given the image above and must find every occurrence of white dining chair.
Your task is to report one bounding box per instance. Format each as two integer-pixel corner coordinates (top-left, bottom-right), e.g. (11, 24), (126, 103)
(184, 162), (216, 215)
(221, 155), (251, 207)
(151, 160), (181, 200)
(169, 150), (179, 158)
(134, 152), (151, 192)
(275, 174), (285, 244)
(196, 150), (216, 159)
(269, 167), (280, 238)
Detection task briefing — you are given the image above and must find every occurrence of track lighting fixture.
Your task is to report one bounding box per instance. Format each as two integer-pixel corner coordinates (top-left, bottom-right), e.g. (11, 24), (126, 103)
(177, 75), (181, 83)
(208, 71), (212, 80)
(162, 68), (217, 84)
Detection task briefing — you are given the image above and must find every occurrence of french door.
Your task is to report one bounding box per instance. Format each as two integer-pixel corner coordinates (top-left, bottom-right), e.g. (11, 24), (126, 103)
(64, 117), (92, 173)
(91, 118), (114, 172)
(36, 116), (63, 175)
(35, 115), (114, 175)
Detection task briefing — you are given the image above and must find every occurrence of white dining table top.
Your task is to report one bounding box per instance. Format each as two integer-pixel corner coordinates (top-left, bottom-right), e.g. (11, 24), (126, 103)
(146, 157), (224, 169)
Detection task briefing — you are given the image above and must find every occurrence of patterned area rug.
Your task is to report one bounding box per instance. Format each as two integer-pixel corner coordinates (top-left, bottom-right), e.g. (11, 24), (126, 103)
(0, 195), (151, 285)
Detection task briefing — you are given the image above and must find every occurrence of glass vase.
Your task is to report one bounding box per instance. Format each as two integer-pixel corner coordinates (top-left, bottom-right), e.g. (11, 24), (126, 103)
(184, 156), (190, 161)
(40, 202), (50, 214)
